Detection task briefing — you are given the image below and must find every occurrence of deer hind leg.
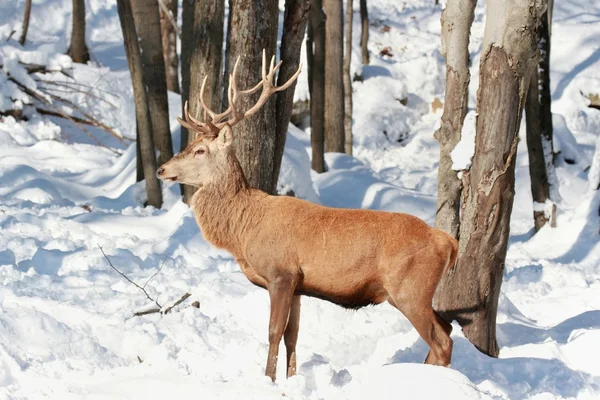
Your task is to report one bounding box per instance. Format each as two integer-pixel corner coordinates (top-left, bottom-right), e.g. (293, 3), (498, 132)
(284, 294), (301, 378)
(424, 311), (452, 365)
(265, 274), (297, 382)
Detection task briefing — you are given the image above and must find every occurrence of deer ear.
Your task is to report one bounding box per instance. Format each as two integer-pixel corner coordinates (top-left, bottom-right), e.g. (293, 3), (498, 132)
(218, 124), (234, 149)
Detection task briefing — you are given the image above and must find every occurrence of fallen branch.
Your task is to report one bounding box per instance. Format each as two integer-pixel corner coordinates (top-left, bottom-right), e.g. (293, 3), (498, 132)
(36, 107), (125, 143)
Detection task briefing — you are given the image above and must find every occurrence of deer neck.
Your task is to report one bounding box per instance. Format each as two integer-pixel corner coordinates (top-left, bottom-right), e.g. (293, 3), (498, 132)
(191, 153), (263, 256)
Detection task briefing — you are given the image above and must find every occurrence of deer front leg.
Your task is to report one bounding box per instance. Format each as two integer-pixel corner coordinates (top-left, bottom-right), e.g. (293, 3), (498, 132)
(284, 295), (301, 378)
(265, 275), (297, 382)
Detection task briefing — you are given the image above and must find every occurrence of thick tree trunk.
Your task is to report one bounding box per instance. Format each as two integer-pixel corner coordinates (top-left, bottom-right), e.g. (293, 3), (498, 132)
(131, 0), (174, 168)
(525, 3), (558, 231)
(359, 0), (369, 65)
(159, 0), (180, 93)
(309, 0), (326, 173)
(435, 0), (543, 356)
(117, 0), (162, 208)
(323, 0), (345, 153)
(343, 0), (353, 155)
(67, 0), (90, 63)
(433, 0), (476, 239)
(180, 0), (225, 204)
(273, 0), (311, 189)
(19, 0), (32, 46)
(226, 0), (279, 193)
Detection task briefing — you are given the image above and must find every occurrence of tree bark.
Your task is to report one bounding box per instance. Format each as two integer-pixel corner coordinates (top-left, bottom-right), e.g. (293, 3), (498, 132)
(359, 0), (369, 65)
(67, 0), (90, 63)
(117, 0), (162, 208)
(435, 0), (543, 357)
(225, 0), (279, 193)
(131, 0), (174, 168)
(525, 1), (558, 231)
(433, 0), (476, 239)
(309, 0), (326, 173)
(273, 0), (311, 189)
(160, 0), (180, 93)
(19, 0), (32, 46)
(180, 0), (225, 204)
(323, 0), (345, 153)
(343, 0), (353, 155)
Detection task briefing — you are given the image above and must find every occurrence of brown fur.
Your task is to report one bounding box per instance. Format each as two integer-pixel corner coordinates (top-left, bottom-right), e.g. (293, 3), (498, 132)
(158, 130), (458, 382)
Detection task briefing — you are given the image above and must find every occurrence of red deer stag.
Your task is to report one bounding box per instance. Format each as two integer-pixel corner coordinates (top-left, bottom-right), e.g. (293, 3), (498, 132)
(157, 51), (458, 382)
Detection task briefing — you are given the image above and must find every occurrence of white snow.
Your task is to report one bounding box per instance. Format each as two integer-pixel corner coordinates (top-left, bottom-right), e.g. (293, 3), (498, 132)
(0, 0), (599, 399)
(451, 110), (477, 172)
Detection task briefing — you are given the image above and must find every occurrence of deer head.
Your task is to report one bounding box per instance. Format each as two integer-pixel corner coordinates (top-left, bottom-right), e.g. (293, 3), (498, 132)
(156, 50), (302, 188)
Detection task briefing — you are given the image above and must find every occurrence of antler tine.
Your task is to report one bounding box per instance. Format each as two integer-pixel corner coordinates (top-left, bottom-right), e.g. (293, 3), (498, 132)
(181, 101), (219, 136)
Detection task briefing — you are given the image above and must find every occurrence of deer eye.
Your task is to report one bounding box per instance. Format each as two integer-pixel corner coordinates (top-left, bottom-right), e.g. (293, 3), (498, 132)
(195, 148), (205, 156)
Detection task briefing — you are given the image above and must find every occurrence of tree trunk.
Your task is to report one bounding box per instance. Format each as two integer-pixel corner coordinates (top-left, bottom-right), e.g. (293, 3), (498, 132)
(433, 0), (476, 239)
(225, 0), (279, 193)
(323, 0), (345, 153)
(136, 126), (144, 182)
(19, 0), (32, 46)
(525, 1), (558, 231)
(67, 0), (90, 63)
(273, 0), (311, 189)
(435, 0), (543, 356)
(359, 0), (369, 65)
(343, 0), (353, 155)
(131, 0), (174, 168)
(160, 0), (180, 93)
(180, 0), (225, 204)
(309, 0), (326, 173)
(117, 0), (162, 208)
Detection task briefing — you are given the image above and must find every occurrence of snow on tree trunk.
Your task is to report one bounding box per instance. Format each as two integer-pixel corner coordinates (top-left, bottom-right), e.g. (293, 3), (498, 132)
(117, 0), (162, 208)
(435, 0), (544, 357)
(433, 0), (476, 240)
(323, 0), (345, 153)
(308, 0), (326, 173)
(131, 0), (174, 168)
(67, 0), (90, 63)
(180, 0), (224, 204)
(160, 0), (180, 94)
(225, 0), (279, 194)
(343, 0), (353, 155)
(273, 0), (311, 190)
(525, 1), (559, 231)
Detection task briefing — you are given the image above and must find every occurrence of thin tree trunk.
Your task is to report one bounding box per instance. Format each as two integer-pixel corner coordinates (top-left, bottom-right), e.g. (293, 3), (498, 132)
(525, 1), (558, 231)
(343, 0), (353, 155)
(273, 0), (311, 189)
(160, 0), (180, 93)
(433, 0), (476, 239)
(117, 0), (162, 208)
(225, 0), (279, 194)
(131, 0), (174, 168)
(67, 0), (90, 63)
(180, 0), (225, 204)
(359, 0), (369, 65)
(435, 0), (543, 356)
(136, 126), (144, 182)
(19, 0), (32, 46)
(309, 0), (326, 173)
(323, 0), (345, 153)
(306, 17), (314, 98)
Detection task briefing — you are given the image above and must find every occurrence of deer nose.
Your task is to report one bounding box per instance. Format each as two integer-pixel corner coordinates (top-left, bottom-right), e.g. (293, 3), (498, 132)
(156, 167), (164, 177)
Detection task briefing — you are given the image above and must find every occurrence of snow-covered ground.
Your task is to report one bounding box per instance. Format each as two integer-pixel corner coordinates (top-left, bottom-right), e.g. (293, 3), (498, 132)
(1, 0), (600, 398)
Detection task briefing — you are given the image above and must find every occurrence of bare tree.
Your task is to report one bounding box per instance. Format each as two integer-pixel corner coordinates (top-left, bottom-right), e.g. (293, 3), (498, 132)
(224, 0), (279, 193)
(117, 0), (162, 208)
(159, 0), (180, 93)
(19, 0), (32, 46)
(360, 0), (369, 65)
(131, 0), (174, 167)
(323, 0), (345, 153)
(525, 0), (558, 231)
(433, 0), (476, 239)
(180, 0), (225, 204)
(435, 0), (545, 356)
(343, 0), (353, 155)
(308, 0), (326, 172)
(67, 0), (90, 63)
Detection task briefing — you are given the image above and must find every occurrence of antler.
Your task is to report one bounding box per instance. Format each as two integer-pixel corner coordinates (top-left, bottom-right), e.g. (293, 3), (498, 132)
(177, 49), (302, 139)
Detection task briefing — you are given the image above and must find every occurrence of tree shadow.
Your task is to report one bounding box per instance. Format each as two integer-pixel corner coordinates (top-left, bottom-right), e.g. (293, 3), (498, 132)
(553, 48), (600, 101)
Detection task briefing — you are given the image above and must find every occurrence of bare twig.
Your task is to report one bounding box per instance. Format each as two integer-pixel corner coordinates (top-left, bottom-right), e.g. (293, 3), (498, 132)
(143, 254), (167, 289)
(36, 107), (125, 144)
(133, 307), (161, 316)
(157, 0), (181, 37)
(162, 293), (191, 314)
(98, 245), (162, 309)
